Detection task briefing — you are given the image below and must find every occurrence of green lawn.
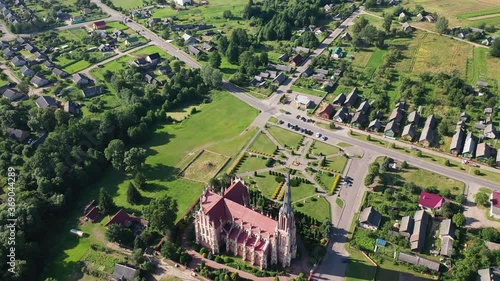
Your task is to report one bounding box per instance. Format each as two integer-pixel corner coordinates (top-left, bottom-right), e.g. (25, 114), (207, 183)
(310, 141), (341, 156)
(293, 196), (331, 222)
(267, 125), (303, 149)
(63, 60), (92, 74)
(345, 247), (377, 281)
(291, 181), (318, 202)
(236, 155), (270, 173)
(252, 172), (317, 202)
(290, 85), (327, 97)
(249, 132), (277, 155)
(316, 170), (335, 191)
(323, 155), (348, 173)
(131, 45), (174, 60)
(43, 91), (258, 280)
(337, 142), (352, 147)
(336, 197), (344, 208)
(110, 0), (145, 10)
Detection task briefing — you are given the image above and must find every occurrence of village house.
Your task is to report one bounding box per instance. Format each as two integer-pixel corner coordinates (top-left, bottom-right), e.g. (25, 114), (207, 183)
(399, 216), (414, 239)
(125, 36), (140, 46)
(5, 128), (30, 142)
(419, 115), (436, 147)
(491, 192), (500, 219)
(341, 32), (352, 41)
(289, 54), (303, 67)
(188, 45), (202, 56)
(332, 93), (346, 106)
(425, 15), (435, 22)
(111, 264), (137, 281)
(33, 51), (47, 62)
(82, 86), (102, 98)
(268, 63), (292, 73)
(416, 13), (424, 21)
(318, 104), (334, 119)
(398, 252), (440, 272)
(331, 47), (343, 59)
(11, 55), (26, 67)
(462, 132), (477, 158)
(399, 12), (407, 21)
(345, 87), (358, 107)
(410, 210), (429, 252)
(295, 95), (312, 108)
(484, 124), (497, 139)
(92, 21), (106, 30)
(476, 142), (492, 162)
(367, 119), (381, 132)
(401, 124), (417, 141)
(278, 53), (289, 62)
(71, 16), (83, 24)
(182, 33), (198, 45)
(30, 75), (49, 88)
(359, 207), (382, 230)
(384, 120), (399, 138)
(272, 72), (287, 85)
(64, 100), (79, 116)
(35, 95), (57, 109)
(418, 191), (445, 211)
(477, 267), (500, 281)
(450, 128), (465, 155)
(19, 65), (34, 77)
(24, 43), (36, 53)
(333, 106), (349, 123)
(73, 73), (90, 85)
(389, 107), (403, 124)
(2, 89), (24, 101)
(402, 22), (414, 32)
(201, 42), (215, 52)
(351, 112), (367, 128)
(84, 206), (100, 222)
(52, 68), (68, 78)
(3, 47), (14, 58)
(407, 111), (420, 125)
(439, 219), (455, 257)
(357, 100), (370, 114)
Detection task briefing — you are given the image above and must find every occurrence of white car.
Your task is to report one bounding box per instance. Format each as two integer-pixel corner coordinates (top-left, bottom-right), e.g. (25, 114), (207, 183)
(316, 133), (322, 138)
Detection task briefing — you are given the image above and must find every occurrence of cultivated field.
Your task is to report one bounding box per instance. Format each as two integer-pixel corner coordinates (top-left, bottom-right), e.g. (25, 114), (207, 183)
(181, 150), (229, 183)
(403, 0), (500, 27)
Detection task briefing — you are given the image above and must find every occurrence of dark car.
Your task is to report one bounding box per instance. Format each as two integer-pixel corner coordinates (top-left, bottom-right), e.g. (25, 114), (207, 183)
(296, 115), (301, 119)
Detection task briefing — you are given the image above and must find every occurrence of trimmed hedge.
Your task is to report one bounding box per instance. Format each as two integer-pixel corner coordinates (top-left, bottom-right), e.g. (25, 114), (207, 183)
(227, 153), (246, 175)
(272, 181), (285, 199)
(329, 175), (341, 195)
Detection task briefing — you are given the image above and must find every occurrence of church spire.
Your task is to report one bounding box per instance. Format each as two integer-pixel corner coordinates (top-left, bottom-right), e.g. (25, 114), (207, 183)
(279, 172), (293, 217)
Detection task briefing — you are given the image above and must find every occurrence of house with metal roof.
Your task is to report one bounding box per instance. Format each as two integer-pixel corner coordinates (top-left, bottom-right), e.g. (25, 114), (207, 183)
(359, 207), (382, 230)
(462, 132), (477, 158)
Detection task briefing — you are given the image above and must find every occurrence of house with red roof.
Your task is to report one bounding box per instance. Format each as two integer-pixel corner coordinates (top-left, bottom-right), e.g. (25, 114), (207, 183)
(92, 21), (107, 30)
(490, 191), (500, 219)
(418, 191), (445, 211)
(194, 177), (297, 269)
(106, 209), (149, 228)
(84, 207), (101, 223)
(318, 104), (334, 120)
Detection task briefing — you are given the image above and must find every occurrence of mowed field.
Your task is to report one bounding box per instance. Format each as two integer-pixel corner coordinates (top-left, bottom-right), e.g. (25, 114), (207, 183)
(43, 91), (258, 280)
(110, 0), (145, 10)
(403, 0), (500, 27)
(393, 31), (473, 78)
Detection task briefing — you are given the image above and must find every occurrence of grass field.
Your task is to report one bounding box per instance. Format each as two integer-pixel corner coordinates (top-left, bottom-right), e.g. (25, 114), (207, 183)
(393, 32), (473, 78)
(293, 196), (331, 222)
(110, 0), (144, 10)
(345, 247), (377, 281)
(290, 85), (327, 97)
(236, 155), (269, 173)
(44, 91), (258, 280)
(267, 125), (303, 149)
(249, 132), (277, 155)
(181, 150), (229, 183)
(323, 155), (348, 173)
(310, 141), (341, 156)
(402, 0), (500, 27)
(131, 45), (174, 60)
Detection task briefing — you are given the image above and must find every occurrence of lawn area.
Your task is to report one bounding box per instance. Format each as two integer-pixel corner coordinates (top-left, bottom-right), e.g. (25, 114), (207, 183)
(290, 85), (327, 97)
(323, 155), (348, 173)
(376, 157), (465, 195)
(345, 247), (377, 281)
(63, 60), (92, 74)
(267, 125), (303, 149)
(181, 150), (229, 183)
(252, 172), (317, 202)
(291, 181), (318, 202)
(336, 197), (344, 208)
(337, 142), (353, 147)
(44, 91), (258, 280)
(249, 132), (277, 155)
(468, 47), (500, 86)
(131, 45), (174, 60)
(316, 170), (335, 190)
(293, 196), (331, 222)
(167, 105), (198, 121)
(236, 155), (269, 173)
(110, 0), (144, 10)
(310, 141), (341, 156)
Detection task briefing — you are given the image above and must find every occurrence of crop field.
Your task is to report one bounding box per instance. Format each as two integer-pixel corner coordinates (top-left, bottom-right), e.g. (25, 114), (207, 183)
(181, 150), (229, 183)
(403, 0), (500, 27)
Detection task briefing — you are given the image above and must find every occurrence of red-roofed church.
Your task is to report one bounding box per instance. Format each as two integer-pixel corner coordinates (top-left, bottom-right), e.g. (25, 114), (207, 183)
(194, 177), (297, 269)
